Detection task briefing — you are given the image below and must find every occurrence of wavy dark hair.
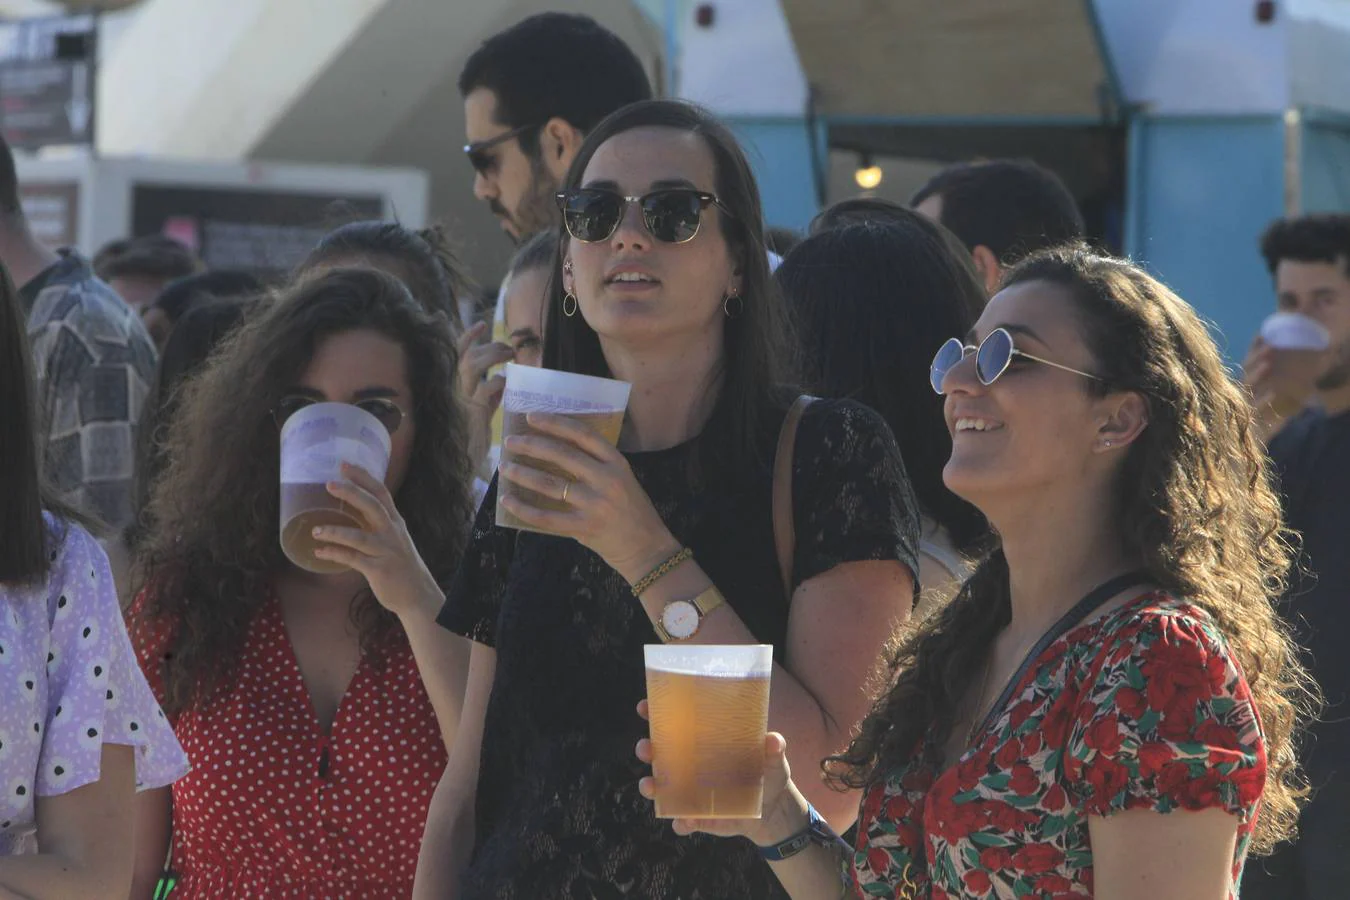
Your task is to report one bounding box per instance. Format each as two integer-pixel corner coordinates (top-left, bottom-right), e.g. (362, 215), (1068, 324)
(542, 99), (795, 480)
(130, 267), (474, 715)
(298, 220), (474, 330)
(828, 246), (1314, 855)
(775, 218), (988, 555)
(127, 298), (251, 554)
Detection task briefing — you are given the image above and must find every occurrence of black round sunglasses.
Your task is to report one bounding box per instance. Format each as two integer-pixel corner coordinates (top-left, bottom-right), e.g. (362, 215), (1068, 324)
(555, 187), (735, 244)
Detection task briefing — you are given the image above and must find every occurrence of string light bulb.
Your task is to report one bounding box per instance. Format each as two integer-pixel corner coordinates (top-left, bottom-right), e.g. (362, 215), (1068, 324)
(854, 153), (883, 190)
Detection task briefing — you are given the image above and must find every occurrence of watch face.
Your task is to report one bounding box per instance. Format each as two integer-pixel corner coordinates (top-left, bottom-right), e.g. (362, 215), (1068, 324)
(661, 600), (700, 640)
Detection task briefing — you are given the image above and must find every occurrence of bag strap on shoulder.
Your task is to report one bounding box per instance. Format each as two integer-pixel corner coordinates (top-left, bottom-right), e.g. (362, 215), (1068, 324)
(772, 395), (816, 602)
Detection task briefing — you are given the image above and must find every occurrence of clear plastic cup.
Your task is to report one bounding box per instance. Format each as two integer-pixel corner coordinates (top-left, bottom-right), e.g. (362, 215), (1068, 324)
(495, 363), (631, 535)
(279, 402), (391, 574)
(1260, 312), (1331, 351)
(644, 644), (774, 819)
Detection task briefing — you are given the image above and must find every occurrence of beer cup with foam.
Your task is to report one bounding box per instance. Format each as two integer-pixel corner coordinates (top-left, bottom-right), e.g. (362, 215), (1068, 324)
(279, 402), (391, 574)
(644, 644), (773, 819)
(495, 363), (630, 535)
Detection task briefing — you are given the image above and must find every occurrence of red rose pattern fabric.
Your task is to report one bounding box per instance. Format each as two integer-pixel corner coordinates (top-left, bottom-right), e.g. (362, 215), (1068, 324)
(852, 592), (1265, 899)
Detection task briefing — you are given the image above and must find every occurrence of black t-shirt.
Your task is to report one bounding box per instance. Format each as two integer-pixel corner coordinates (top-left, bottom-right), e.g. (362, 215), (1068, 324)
(437, 398), (920, 899)
(1268, 407), (1350, 783)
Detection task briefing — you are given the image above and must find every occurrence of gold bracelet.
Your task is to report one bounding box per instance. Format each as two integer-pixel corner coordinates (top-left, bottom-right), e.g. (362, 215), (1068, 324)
(630, 547), (693, 596)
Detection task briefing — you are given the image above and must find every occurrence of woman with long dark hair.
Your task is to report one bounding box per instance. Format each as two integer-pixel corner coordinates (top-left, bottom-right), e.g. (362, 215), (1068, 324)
(415, 100), (921, 899)
(297, 220), (474, 329)
(0, 263), (185, 896)
(640, 246), (1314, 899)
(776, 217), (989, 608)
(127, 268), (474, 898)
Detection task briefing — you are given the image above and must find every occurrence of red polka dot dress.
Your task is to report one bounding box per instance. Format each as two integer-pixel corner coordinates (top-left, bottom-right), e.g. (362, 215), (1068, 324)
(131, 591), (446, 898)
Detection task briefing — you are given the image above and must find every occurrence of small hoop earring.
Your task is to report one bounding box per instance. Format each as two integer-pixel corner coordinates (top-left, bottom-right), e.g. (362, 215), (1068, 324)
(562, 291), (578, 318)
(723, 292), (744, 318)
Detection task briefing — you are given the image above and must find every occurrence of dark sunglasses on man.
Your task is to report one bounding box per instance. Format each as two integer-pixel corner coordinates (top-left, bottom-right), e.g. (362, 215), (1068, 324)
(463, 123), (538, 175)
(929, 327), (1103, 395)
(555, 188), (736, 244)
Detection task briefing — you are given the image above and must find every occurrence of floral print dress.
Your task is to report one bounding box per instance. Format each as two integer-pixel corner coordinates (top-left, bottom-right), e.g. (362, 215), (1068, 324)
(853, 592), (1265, 899)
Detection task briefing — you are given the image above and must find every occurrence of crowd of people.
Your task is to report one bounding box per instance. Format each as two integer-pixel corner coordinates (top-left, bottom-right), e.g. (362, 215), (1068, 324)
(0, 10), (1346, 900)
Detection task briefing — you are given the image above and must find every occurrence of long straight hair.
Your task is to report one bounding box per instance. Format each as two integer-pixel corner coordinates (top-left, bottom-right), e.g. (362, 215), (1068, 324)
(0, 263), (87, 583)
(542, 100), (795, 481)
(777, 218), (989, 554)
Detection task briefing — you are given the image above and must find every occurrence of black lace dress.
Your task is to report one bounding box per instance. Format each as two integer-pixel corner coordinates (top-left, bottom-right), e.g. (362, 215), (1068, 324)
(437, 399), (920, 899)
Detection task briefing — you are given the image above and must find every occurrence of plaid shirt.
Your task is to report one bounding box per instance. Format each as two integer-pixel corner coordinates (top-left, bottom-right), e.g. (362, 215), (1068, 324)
(20, 251), (157, 530)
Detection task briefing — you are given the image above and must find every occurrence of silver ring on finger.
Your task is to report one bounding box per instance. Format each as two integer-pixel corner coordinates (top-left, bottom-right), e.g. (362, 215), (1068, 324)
(560, 478), (573, 504)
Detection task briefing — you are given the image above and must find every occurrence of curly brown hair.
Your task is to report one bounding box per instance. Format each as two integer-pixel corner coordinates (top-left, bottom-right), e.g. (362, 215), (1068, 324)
(827, 246), (1316, 855)
(130, 267), (474, 715)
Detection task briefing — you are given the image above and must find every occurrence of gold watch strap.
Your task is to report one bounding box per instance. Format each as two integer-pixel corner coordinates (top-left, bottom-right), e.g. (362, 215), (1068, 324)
(691, 586), (724, 618)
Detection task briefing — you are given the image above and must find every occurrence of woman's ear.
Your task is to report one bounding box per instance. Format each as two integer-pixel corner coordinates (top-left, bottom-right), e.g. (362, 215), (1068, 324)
(1095, 391), (1150, 453)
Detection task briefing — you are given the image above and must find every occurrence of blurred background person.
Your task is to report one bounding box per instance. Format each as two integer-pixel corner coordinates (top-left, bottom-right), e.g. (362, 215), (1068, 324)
(776, 216), (990, 609)
(0, 135), (157, 534)
(1242, 212), (1350, 900)
(92, 235), (202, 314)
(0, 261), (186, 896)
(127, 269), (474, 899)
(458, 229), (556, 487)
(139, 269), (261, 351)
(416, 99), (919, 900)
(297, 220), (471, 331)
(912, 158), (1086, 295)
(459, 12), (652, 244)
(809, 196), (913, 234)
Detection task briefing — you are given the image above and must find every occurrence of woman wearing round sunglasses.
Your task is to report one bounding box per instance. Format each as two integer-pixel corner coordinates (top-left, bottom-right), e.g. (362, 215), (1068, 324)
(417, 100), (920, 899)
(126, 268), (475, 899)
(636, 246), (1312, 899)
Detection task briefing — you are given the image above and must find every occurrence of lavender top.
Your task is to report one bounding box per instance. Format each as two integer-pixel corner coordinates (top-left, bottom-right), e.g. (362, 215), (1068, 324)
(0, 516), (187, 855)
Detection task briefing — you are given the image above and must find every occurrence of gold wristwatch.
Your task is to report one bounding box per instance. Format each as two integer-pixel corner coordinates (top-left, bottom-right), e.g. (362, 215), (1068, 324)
(654, 587), (724, 642)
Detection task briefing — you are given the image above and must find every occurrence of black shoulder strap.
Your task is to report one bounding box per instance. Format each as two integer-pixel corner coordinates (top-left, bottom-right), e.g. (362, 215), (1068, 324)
(970, 569), (1152, 744)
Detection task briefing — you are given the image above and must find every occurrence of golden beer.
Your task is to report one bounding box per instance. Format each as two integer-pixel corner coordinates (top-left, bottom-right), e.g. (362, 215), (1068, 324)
(278, 402), (390, 575)
(280, 483), (365, 574)
(645, 646), (773, 819)
(496, 409), (625, 534)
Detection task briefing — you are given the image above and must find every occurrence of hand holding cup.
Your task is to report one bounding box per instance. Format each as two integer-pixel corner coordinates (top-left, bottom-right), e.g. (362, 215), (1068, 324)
(455, 321), (513, 472)
(1244, 313), (1331, 429)
(635, 698), (805, 848)
(311, 463), (444, 622)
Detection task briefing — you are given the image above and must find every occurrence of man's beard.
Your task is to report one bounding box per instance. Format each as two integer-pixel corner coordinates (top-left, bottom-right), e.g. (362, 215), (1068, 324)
(1316, 339), (1350, 391)
(507, 156), (561, 244)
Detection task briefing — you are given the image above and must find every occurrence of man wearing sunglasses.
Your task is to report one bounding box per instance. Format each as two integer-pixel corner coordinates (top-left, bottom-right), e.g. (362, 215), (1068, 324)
(459, 13), (652, 244)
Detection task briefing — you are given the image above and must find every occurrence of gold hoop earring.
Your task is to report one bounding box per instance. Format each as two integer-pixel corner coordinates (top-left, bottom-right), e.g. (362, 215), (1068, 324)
(723, 292), (744, 318)
(563, 291), (578, 317)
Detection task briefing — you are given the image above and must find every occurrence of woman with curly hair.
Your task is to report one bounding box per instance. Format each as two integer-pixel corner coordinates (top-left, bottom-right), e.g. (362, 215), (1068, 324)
(639, 246), (1314, 899)
(126, 268), (474, 898)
